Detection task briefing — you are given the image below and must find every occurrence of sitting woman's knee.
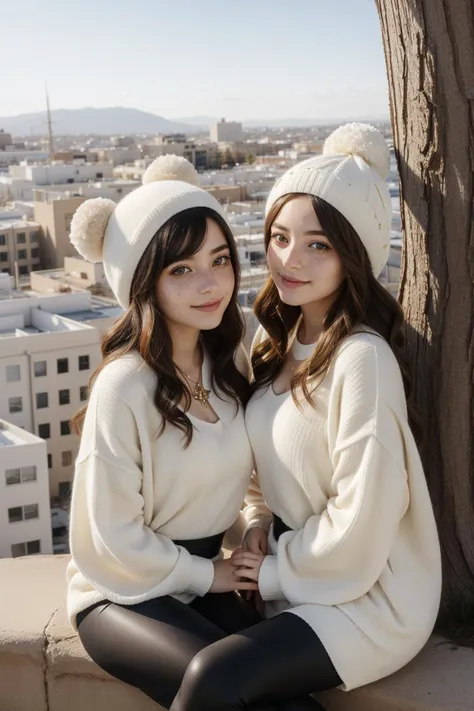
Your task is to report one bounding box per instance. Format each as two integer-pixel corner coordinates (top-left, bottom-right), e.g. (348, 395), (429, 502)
(176, 645), (236, 711)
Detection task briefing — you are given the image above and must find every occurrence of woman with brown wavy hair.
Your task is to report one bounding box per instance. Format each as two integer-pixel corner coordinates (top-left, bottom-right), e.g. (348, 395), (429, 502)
(65, 156), (267, 709)
(165, 125), (442, 711)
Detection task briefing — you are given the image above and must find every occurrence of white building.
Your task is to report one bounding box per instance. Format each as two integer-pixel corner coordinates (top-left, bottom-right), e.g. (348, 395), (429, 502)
(0, 150), (49, 168)
(0, 418), (53, 559)
(210, 119), (243, 144)
(8, 161), (113, 185)
(0, 286), (122, 498)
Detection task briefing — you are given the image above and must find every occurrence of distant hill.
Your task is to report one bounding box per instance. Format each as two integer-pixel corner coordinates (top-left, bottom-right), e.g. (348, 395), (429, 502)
(0, 107), (196, 137)
(0, 107), (391, 138)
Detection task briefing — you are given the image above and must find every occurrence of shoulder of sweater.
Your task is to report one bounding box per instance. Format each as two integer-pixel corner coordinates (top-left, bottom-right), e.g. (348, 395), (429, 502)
(93, 352), (157, 408)
(331, 329), (405, 409)
(334, 328), (398, 374)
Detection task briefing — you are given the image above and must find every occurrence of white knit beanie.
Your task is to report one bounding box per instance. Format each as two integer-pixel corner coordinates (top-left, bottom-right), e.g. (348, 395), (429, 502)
(266, 123), (392, 277)
(69, 155), (230, 309)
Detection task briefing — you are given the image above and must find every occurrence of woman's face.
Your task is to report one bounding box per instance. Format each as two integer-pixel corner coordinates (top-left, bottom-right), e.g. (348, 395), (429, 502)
(156, 218), (235, 333)
(267, 195), (346, 309)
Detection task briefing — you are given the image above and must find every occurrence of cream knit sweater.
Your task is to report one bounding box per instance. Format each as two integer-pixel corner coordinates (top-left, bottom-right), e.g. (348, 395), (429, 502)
(67, 348), (253, 629)
(244, 327), (442, 691)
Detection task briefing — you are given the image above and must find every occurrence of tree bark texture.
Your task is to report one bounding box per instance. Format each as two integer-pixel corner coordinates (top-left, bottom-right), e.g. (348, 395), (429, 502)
(374, 0), (474, 620)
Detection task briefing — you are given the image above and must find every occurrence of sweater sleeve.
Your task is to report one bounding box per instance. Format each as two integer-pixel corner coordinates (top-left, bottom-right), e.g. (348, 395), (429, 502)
(241, 470), (273, 539)
(69, 378), (214, 605)
(258, 337), (411, 604)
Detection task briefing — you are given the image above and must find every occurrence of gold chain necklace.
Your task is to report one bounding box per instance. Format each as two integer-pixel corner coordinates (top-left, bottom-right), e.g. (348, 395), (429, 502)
(184, 369), (211, 407)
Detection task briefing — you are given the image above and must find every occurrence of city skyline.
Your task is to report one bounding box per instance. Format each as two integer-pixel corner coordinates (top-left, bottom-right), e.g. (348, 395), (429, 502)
(3, 0), (389, 121)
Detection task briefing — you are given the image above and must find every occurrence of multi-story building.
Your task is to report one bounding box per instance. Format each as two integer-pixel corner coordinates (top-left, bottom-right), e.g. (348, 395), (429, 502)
(143, 135), (218, 170)
(33, 192), (86, 269)
(0, 219), (42, 276)
(210, 119), (243, 144)
(9, 161), (113, 185)
(0, 287), (114, 498)
(0, 418), (53, 559)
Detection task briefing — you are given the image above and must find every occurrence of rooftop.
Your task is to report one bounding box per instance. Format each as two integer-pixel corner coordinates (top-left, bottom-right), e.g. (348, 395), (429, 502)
(0, 419), (45, 447)
(0, 219), (39, 230)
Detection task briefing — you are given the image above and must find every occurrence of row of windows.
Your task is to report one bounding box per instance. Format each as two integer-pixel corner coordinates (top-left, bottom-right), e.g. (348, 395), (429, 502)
(38, 420), (71, 438)
(8, 386), (87, 414)
(5, 466), (37, 486)
(8, 503), (39, 523)
(11, 539), (41, 557)
(0, 248), (40, 260)
(0, 233), (39, 246)
(36, 386), (88, 408)
(0, 232), (39, 246)
(0, 263), (31, 274)
(5, 356), (91, 383)
(47, 451), (73, 469)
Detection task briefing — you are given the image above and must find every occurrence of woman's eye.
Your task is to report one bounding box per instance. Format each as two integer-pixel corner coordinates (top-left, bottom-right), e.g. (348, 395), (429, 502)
(271, 233), (287, 243)
(310, 241), (330, 251)
(171, 265), (191, 276)
(214, 255), (231, 267)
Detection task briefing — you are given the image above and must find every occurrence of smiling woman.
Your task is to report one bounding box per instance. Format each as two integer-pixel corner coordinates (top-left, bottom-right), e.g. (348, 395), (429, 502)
(63, 156), (290, 711)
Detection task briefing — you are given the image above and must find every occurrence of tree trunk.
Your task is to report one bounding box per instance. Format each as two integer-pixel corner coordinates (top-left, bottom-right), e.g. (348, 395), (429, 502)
(374, 0), (474, 624)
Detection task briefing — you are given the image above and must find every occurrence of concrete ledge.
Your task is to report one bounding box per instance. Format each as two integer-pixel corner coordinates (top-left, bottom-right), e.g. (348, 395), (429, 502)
(1, 555), (473, 711)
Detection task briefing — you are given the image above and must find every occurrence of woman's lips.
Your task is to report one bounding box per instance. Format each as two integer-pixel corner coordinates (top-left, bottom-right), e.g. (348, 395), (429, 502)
(279, 274), (310, 289)
(192, 299), (223, 312)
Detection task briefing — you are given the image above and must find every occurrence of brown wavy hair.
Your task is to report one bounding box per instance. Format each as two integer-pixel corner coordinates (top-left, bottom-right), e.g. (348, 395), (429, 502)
(252, 194), (421, 444)
(71, 207), (249, 446)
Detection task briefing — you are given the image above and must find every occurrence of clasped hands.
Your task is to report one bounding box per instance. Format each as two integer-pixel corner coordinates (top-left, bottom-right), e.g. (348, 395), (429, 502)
(209, 527), (268, 595)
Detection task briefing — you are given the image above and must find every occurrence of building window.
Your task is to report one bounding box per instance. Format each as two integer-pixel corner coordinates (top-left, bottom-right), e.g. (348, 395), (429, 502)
(60, 420), (71, 436)
(5, 468), (21, 486)
(80, 385), (88, 401)
(0, 252), (8, 262)
(19, 265), (28, 275)
(47, 453), (52, 469)
(8, 507), (23, 523)
(36, 392), (49, 409)
(62, 450), (73, 466)
(57, 358), (69, 374)
(59, 389), (70, 405)
(0, 234), (6, 246)
(21, 466), (37, 483)
(6, 364), (20, 382)
(38, 423), (51, 439)
(30, 231), (39, 243)
(18, 249), (27, 259)
(24, 504), (39, 520)
(16, 233), (26, 244)
(11, 540), (41, 558)
(9, 396), (23, 413)
(31, 248), (39, 258)
(78, 355), (90, 371)
(34, 361), (47, 377)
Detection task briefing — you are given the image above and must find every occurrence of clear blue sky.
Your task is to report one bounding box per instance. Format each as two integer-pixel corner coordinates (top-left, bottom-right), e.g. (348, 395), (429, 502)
(2, 0), (389, 120)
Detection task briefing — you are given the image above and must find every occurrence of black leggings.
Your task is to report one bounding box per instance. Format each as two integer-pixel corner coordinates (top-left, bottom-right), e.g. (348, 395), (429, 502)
(77, 592), (341, 711)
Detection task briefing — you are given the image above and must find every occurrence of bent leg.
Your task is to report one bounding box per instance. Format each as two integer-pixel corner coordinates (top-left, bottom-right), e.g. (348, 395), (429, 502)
(171, 612), (341, 711)
(77, 596), (227, 708)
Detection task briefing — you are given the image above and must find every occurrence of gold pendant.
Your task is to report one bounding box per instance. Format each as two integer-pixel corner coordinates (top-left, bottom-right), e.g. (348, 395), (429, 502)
(192, 383), (211, 406)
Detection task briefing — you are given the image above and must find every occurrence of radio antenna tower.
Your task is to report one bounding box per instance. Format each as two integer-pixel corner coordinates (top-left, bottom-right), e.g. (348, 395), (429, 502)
(45, 83), (55, 160)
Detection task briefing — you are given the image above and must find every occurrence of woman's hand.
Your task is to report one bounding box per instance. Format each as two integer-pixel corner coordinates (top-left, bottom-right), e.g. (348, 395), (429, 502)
(243, 526), (268, 555)
(209, 558), (258, 594)
(231, 548), (266, 583)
